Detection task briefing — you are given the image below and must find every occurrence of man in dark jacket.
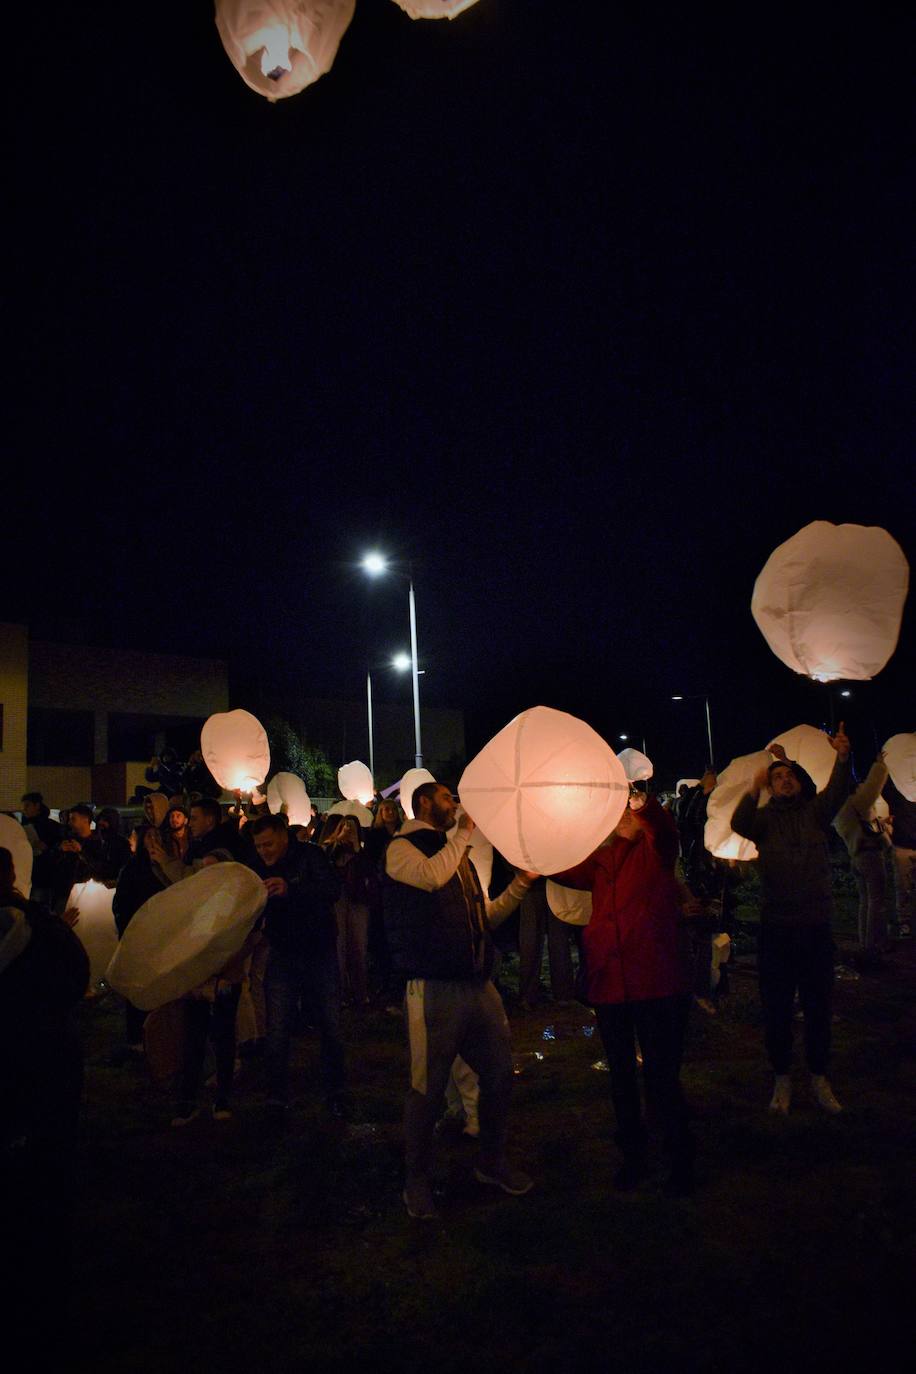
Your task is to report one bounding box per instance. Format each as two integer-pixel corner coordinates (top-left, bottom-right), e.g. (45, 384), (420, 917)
(383, 781), (535, 1219)
(249, 813), (346, 1117)
(731, 724), (851, 1115)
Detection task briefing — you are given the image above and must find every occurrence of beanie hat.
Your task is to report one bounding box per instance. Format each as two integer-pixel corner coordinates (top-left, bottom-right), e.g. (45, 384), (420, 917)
(767, 759), (816, 800)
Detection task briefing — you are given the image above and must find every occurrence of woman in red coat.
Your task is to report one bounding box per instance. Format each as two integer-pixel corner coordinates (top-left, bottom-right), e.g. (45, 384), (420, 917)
(553, 795), (695, 1194)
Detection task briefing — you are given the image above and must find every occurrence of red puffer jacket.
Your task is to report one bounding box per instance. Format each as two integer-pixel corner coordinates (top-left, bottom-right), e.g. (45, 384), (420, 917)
(553, 799), (690, 1005)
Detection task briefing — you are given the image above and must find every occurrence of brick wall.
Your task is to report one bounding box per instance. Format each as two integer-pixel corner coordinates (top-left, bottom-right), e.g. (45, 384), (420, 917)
(0, 623), (29, 809)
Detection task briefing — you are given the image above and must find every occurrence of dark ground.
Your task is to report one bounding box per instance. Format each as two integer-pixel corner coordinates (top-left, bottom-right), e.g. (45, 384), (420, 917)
(60, 897), (916, 1374)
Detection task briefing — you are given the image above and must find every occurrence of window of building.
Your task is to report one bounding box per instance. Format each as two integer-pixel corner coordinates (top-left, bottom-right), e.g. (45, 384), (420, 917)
(27, 708), (95, 766)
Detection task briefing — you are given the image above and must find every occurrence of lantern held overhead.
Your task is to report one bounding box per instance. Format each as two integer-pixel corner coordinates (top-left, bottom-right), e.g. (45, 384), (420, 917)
(201, 709), (270, 793)
(0, 815), (33, 899)
(68, 879), (118, 988)
(617, 747), (653, 782)
(215, 0), (356, 101)
(458, 706), (629, 874)
(338, 760), (375, 805)
(884, 733), (916, 802)
(751, 521), (909, 682)
(267, 772), (312, 825)
(327, 799), (373, 827)
(399, 767), (436, 820)
(704, 750), (772, 861)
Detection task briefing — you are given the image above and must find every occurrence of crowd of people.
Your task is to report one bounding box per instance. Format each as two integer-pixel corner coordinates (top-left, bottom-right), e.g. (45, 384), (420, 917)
(2, 721), (915, 1230)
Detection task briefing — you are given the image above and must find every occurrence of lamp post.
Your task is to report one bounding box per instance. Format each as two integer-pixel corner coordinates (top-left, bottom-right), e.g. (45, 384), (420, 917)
(361, 553), (424, 769)
(671, 694), (715, 770)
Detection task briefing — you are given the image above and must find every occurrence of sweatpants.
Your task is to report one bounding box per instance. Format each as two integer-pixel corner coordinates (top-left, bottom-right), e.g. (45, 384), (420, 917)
(853, 849), (888, 950)
(757, 923), (834, 1074)
(404, 977), (513, 1180)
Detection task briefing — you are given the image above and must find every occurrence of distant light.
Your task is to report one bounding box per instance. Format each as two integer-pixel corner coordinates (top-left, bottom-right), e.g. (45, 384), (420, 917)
(840, 690), (852, 698)
(619, 734), (628, 741)
(362, 552), (387, 576)
(671, 695), (684, 701)
(392, 652), (411, 672)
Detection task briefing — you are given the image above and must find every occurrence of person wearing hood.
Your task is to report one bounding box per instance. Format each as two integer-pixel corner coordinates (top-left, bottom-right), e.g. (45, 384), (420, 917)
(731, 724), (851, 1116)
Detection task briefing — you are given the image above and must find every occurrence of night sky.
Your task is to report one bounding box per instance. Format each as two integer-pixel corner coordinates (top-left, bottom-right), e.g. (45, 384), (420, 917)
(8, 1), (914, 783)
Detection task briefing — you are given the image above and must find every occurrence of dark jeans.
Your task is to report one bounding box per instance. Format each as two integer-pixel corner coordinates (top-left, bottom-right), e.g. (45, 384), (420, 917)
(757, 923), (834, 1074)
(180, 984), (242, 1104)
(518, 881), (576, 1003)
(594, 996), (693, 1170)
(264, 943), (346, 1103)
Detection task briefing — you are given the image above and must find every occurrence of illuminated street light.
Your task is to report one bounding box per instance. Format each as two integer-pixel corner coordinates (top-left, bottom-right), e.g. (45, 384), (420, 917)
(672, 694), (714, 770)
(361, 551), (388, 577)
(392, 652), (412, 672)
(360, 553), (423, 767)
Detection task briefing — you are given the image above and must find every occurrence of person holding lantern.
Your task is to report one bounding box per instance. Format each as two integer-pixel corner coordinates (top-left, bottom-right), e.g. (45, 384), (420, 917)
(731, 724), (851, 1115)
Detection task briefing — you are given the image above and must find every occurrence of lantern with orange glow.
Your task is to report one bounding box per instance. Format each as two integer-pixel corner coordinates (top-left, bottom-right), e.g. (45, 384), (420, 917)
(69, 879), (118, 987)
(215, 0), (356, 101)
(338, 761), (375, 805)
(751, 521), (909, 682)
(0, 815), (33, 898)
(884, 733), (916, 802)
(267, 772), (312, 825)
(399, 767), (436, 820)
(458, 706), (629, 873)
(769, 723), (837, 792)
(704, 751), (771, 861)
(617, 747), (653, 782)
(106, 862), (267, 1011)
(391, 0), (481, 18)
(201, 709), (270, 794)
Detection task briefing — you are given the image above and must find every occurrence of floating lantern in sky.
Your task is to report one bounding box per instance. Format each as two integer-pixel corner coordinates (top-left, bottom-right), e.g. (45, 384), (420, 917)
(338, 760), (375, 805)
(458, 706), (629, 873)
(399, 767), (436, 820)
(391, 0), (481, 18)
(107, 863), (267, 1011)
(0, 815), (33, 898)
(327, 799), (373, 827)
(884, 733), (916, 802)
(267, 771), (312, 825)
(69, 879), (118, 988)
(617, 747), (653, 782)
(751, 521), (909, 682)
(546, 880), (592, 927)
(215, 0), (356, 101)
(704, 751), (771, 861)
(201, 709), (270, 793)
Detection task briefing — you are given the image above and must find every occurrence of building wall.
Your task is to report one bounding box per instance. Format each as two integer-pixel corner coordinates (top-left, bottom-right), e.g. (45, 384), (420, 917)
(0, 623), (29, 809)
(26, 765), (93, 809)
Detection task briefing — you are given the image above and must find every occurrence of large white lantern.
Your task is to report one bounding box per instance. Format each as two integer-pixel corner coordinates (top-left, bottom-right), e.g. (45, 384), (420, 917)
(201, 709), (270, 793)
(884, 733), (916, 802)
(0, 815), (33, 898)
(215, 0), (355, 101)
(546, 880), (592, 927)
(338, 760), (375, 805)
(770, 723), (837, 792)
(267, 772), (312, 825)
(326, 799), (373, 827)
(617, 747), (653, 782)
(458, 706), (629, 874)
(106, 863), (267, 1011)
(751, 521), (909, 682)
(450, 806), (493, 892)
(390, 0), (481, 19)
(399, 767), (436, 820)
(704, 751), (772, 861)
(68, 879), (118, 988)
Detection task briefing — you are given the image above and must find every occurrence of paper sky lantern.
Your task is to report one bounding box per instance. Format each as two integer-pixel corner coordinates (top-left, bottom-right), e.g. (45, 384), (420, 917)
(391, 0), (481, 18)
(69, 880), (118, 988)
(338, 761), (375, 805)
(770, 723), (837, 792)
(546, 880), (592, 927)
(450, 806), (493, 893)
(884, 733), (916, 802)
(399, 767), (436, 820)
(676, 778), (701, 794)
(704, 751), (771, 861)
(201, 709), (270, 793)
(267, 772), (312, 825)
(458, 706), (629, 873)
(107, 863), (267, 1011)
(751, 521), (909, 682)
(327, 799), (373, 827)
(617, 747), (653, 782)
(0, 815), (32, 898)
(215, 0), (355, 101)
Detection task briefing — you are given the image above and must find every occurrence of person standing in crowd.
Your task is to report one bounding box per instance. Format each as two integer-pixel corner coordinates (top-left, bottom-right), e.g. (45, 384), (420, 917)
(517, 877), (576, 1010)
(320, 815), (374, 1009)
(187, 798), (238, 864)
(550, 794), (696, 1196)
(248, 814), (347, 1120)
(52, 803), (124, 911)
(365, 800), (402, 1008)
(384, 781), (536, 1220)
(833, 753), (891, 956)
(20, 791), (63, 903)
(162, 802), (191, 863)
(94, 808), (131, 879)
(112, 826), (165, 1055)
(882, 773), (916, 939)
(731, 726), (851, 1115)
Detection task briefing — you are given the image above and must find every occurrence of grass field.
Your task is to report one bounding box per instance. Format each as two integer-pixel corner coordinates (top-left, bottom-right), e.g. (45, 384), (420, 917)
(62, 909), (916, 1374)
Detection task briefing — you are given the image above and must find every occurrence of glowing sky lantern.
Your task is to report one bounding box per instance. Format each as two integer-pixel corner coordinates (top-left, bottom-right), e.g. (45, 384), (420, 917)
(201, 709), (270, 793)
(704, 750), (771, 861)
(215, 0), (356, 101)
(106, 863), (267, 1011)
(0, 815), (33, 898)
(884, 733), (916, 802)
(450, 806), (493, 893)
(69, 879), (118, 988)
(546, 880), (592, 927)
(769, 723), (837, 792)
(617, 747), (653, 782)
(751, 521), (909, 682)
(267, 772), (312, 825)
(399, 767), (436, 820)
(338, 760), (375, 805)
(458, 706), (629, 873)
(390, 0), (482, 18)
(327, 799), (373, 827)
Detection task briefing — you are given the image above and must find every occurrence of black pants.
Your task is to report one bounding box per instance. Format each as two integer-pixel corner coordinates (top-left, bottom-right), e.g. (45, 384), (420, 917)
(594, 995), (693, 1170)
(757, 923), (833, 1074)
(179, 985), (242, 1104)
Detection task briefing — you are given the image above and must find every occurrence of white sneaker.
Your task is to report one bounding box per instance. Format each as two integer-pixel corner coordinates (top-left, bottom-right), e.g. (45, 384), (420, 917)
(810, 1075), (843, 1114)
(769, 1075), (792, 1114)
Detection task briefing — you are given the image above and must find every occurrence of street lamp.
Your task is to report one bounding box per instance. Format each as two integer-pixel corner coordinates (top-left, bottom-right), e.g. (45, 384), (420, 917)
(671, 694), (715, 770)
(360, 553), (424, 768)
